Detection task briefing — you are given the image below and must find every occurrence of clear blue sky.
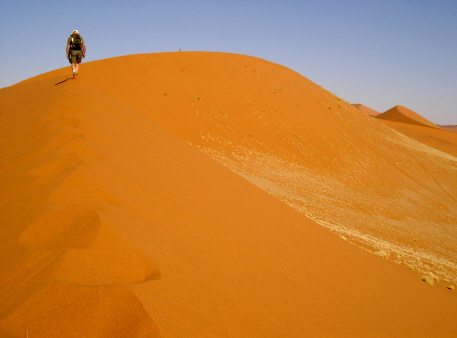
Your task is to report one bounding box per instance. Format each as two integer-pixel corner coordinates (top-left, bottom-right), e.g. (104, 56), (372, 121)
(1, 0), (456, 124)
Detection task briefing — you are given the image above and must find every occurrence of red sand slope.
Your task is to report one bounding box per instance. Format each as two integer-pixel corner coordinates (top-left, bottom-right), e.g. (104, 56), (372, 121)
(67, 53), (456, 284)
(1, 52), (456, 337)
(352, 103), (381, 116)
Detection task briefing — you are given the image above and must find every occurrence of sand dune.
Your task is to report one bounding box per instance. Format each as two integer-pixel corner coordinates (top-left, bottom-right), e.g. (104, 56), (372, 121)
(377, 118), (457, 158)
(355, 104), (457, 157)
(438, 124), (457, 133)
(1, 52), (456, 337)
(352, 103), (381, 116)
(376, 105), (440, 129)
(375, 105), (457, 157)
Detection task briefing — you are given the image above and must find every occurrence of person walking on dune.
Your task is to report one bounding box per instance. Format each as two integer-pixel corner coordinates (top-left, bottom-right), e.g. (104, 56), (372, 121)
(66, 30), (86, 78)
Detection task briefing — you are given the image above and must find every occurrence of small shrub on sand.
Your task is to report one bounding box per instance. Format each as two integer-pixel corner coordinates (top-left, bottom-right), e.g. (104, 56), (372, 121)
(447, 285), (455, 291)
(421, 274), (440, 285)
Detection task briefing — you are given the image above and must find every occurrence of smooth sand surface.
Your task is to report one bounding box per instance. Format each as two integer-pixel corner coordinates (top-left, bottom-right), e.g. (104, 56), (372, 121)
(1, 52), (456, 337)
(438, 124), (457, 133)
(352, 103), (381, 116)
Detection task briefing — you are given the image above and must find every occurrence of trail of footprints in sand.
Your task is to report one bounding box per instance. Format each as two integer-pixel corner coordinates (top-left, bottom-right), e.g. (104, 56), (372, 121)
(0, 92), (160, 336)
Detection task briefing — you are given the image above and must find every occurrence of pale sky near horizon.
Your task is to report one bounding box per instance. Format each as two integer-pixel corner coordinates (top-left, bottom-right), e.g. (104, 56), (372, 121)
(1, 0), (456, 124)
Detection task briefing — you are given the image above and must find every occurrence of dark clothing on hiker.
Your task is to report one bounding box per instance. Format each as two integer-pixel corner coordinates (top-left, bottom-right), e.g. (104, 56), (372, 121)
(66, 30), (86, 78)
(69, 49), (84, 64)
(67, 34), (85, 64)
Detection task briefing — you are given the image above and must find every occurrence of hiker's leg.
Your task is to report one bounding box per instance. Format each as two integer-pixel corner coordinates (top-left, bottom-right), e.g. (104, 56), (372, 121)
(74, 51), (82, 75)
(70, 51), (79, 76)
(70, 51), (77, 75)
(71, 63), (77, 77)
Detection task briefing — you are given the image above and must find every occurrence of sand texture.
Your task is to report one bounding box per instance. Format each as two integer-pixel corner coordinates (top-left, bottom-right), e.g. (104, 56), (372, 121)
(1, 52), (456, 337)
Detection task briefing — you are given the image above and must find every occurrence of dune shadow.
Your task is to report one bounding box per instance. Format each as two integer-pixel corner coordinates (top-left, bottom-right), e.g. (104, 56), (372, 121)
(55, 78), (72, 86)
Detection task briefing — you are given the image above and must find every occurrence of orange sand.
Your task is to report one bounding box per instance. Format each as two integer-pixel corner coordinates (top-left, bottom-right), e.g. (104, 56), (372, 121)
(377, 113), (457, 159)
(352, 103), (381, 116)
(438, 124), (457, 133)
(1, 52), (456, 337)
(376, 105), (440, 129)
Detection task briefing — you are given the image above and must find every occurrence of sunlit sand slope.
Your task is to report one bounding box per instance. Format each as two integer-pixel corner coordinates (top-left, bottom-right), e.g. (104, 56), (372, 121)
(73, 52), (456, 283)
(1, 52), (456, 337)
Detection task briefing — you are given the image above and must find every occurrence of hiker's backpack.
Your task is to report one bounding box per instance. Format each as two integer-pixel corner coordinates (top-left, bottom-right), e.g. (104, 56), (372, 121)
(70, 35), (83, 50)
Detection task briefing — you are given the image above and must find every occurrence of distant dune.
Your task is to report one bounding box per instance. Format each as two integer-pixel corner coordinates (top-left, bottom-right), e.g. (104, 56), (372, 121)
(376, 105), (440, 129)
(374, 105), (457, 158)
(1, 52), (456, 337)
(438, 124), (457, 133)
(351, 103), (381, 116)
(378, 119), (457, 158)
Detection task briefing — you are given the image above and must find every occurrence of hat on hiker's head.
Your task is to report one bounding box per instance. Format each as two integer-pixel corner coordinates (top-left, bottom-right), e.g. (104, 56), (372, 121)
(73, 30), (79, 35)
